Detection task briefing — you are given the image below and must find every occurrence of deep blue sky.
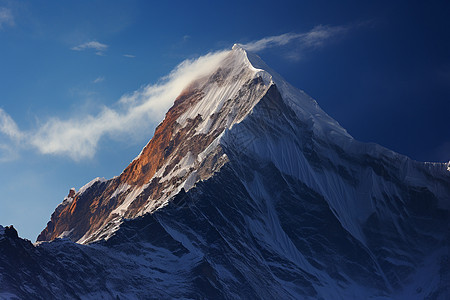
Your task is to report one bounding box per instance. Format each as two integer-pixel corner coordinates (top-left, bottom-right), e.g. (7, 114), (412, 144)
(1, 0), (449, 241)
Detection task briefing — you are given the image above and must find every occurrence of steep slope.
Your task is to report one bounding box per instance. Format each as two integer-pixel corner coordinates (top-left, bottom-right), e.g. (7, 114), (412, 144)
(38, 46), (272, 244)
(38, 45), (359, 245)
(1, 45), (448, 299)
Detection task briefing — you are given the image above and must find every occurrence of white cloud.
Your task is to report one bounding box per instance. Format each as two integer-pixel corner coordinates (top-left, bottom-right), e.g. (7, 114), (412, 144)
(239, 25), (348, 53)
(0, 109), (22, 162)
(0, 109), (22, 141)
(0, 50), (230, 161)
(0, 24), (352, 162)
(0, 7), (14, 29)
(123, 54), (136, 58)
(72, 41), (108, 55)
(92, 76), (105, 84)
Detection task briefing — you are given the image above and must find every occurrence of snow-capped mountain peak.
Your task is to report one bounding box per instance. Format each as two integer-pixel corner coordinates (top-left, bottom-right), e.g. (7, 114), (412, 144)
(16, 44), (449, 299)
(38, 46), (274, 243)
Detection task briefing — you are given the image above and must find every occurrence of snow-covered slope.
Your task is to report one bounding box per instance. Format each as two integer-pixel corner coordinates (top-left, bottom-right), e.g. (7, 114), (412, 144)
(37, 45), (363, 245)
(1, 45), (449, 299)
(37, 45), (274, 244)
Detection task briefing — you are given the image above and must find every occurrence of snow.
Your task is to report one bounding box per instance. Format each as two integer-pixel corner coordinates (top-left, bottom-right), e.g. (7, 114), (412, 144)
(244, 48), (353, 144)
(73, 43), (450, 246)
(3, 44), (449, 300)
(111, 184), (148, 216)
(171, 46), (358, 233)
(87, 45), (347, 239)
(197, 131), (224, 162)
(180, 170), (198, 191)
(77, 217), (124, 244)
(110, 183), (131, 199)
(159, 151), (196, 183)
(58, 229), (74, 239)
(177, 46), (270, 132)
(78, 177), (107, 195)
(105, 47), (272, 223)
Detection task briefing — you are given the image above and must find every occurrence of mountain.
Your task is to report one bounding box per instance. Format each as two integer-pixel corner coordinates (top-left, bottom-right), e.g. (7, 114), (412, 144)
(1, 45), (449, 299)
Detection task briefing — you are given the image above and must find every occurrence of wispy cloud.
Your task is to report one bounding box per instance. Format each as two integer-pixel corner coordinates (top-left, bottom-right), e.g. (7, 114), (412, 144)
(0, 7), (14, 29)
(71, 41), (108, 55)
(0, 50), (230, 161)
(0, 109), (22, 141)
(0, 109), (22, 162)
(239, 25), (349, 57)
(123, 54), (135, 58)
(0, 24), (356, 162)
(92, 76), (105, 84)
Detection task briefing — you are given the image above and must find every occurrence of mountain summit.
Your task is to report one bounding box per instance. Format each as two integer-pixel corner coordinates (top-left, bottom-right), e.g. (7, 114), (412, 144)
(37, 45), (353, 245)
(2, 46), (449, 299)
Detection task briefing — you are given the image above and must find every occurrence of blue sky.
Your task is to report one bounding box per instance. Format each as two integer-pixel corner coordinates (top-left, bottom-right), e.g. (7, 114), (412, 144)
(1, 0), (449, 241)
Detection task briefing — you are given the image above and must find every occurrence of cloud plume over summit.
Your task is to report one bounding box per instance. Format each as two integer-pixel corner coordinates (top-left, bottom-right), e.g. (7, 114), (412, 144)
(0, 24), (352, 162)
(239, 25), (349, 59)
(0, 50), (229, 161)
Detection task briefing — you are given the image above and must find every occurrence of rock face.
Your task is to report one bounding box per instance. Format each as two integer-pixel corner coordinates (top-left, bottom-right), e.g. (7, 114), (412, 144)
(2, 45), (450, 299)
(37, 48), (270, 244)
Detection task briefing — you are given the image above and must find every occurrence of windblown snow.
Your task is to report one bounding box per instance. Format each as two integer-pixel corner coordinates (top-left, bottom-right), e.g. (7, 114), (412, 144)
(13, 44), (448, 300)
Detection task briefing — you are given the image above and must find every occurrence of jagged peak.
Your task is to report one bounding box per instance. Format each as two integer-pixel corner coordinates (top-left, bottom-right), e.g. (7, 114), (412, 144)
(229, 43), (353, 143)
(129, 44), (350, 168)
(231, 43), (243, 51)
(175, 48), (271, 128)
(38, 45), (354, 245)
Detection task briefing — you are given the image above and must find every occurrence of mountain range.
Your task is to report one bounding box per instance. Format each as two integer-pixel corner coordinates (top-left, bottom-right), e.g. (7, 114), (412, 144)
(1, 45), (449, 299)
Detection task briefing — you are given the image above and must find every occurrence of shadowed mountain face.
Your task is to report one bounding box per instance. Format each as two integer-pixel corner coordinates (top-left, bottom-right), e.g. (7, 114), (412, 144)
(37, 49), (270, 244)
(2, 46), (449, 299)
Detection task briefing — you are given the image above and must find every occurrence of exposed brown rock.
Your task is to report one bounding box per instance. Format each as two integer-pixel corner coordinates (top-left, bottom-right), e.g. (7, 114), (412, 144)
(119, 89), (205, 187)
(68, 188), (76, 199)
(37, 51), (271, 244)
